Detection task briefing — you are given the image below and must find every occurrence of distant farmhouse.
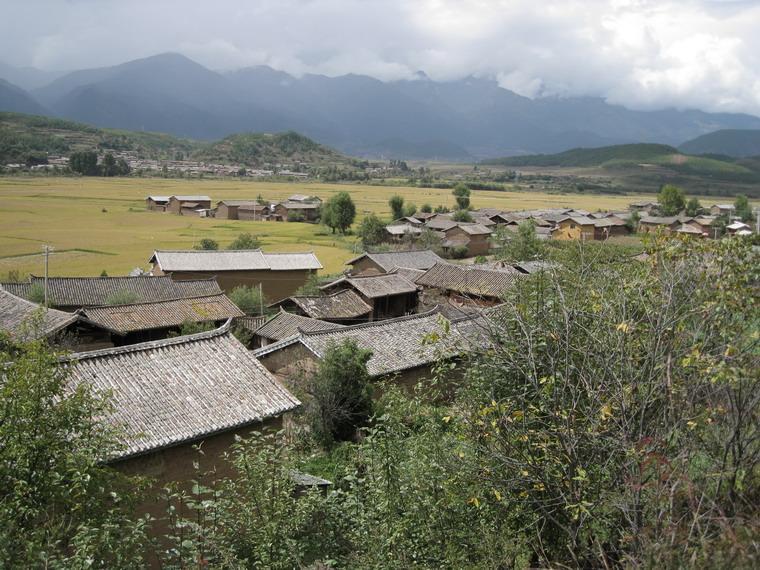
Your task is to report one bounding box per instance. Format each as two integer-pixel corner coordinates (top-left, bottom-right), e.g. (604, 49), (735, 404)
(149, 249), (323, 300)
(166, 195), (212, 216)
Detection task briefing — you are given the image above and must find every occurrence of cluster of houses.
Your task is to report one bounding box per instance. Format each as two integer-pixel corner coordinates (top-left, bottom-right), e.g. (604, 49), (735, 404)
(2, 245), (543, 523)
(146, 193), (322, 222)
(384, 201), (754, 255)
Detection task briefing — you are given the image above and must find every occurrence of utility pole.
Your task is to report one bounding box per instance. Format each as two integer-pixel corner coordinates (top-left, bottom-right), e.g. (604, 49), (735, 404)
(43, 244), (50, 307)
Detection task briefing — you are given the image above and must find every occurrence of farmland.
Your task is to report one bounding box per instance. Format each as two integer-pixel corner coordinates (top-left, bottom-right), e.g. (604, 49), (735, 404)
(0, 176), (727, 278)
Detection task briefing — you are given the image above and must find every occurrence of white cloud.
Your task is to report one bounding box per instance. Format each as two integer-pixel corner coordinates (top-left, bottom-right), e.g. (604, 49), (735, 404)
(0, 0), (758, 115)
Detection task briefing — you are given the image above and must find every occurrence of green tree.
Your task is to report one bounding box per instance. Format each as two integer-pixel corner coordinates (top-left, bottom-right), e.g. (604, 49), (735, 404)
(306, 339), (373, 446)
(452, 183), (471, 210)
(321, 191), (356, 234)
(451, 209), (473, 223)
(69, 151), (100, 176)
(357, 213), (387, 248)
(734, 194), (752, 222)
(420, 203), (433, 213)
(389, 194), (405, 220)
(195, 238), (219, 250)
(0, 336), (148, 566)
(229, 285), (269, 315)
(657, 184), (686, 216)
(228, 232), (261, 250)
(497, 219), (544, 261)
(685, 196), (702, 217)
(403, 202), (417, 217)
(102, 152), (118, 177)
(104, 290), (141, 305)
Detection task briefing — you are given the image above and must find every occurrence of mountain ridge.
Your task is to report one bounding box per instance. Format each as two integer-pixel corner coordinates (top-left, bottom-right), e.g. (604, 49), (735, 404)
(2, 52), (760, 159)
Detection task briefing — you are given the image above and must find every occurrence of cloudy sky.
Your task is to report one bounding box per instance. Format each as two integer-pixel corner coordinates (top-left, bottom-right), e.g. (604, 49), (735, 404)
(2, 0), (759, 115)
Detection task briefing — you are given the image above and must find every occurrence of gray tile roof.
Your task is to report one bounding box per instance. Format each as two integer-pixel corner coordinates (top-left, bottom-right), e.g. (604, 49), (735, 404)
(416, 263), (524, 299)
(297, 309), (487, 377)
(236, 315), (269, 333)
(451, 223), (493, 235)
(273, 290), (372, 320)
(256, 310), (345, 341)
(277, 201), (320, 210)
(62, 323), (300, 461)
(150, 250), (323, 272)
(0, 287), (78, 340)
(385, 224), (423, 236)
(171, 195), (211, 201)
(79, 294), (244, 335)
(346, 250), (445, 272)
(216, 199), (262, 207)
(0, 275), (222, 308)
(322, 272), (418, 299)
(512, 261), (559, 274)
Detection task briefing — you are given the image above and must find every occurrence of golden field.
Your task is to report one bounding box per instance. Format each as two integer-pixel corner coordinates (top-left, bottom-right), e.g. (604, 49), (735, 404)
(0, 176), (723, 278)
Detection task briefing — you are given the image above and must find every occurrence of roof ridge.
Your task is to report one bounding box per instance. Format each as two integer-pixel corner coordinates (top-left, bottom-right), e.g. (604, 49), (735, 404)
(299, 308), (441, 336)
(62, 319), (233, 362)
(28, 274), (171, 281)
(80, 292), (229, 310)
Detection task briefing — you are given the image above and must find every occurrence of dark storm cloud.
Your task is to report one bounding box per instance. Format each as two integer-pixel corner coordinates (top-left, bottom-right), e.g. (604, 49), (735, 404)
(1, 0), (758, 115)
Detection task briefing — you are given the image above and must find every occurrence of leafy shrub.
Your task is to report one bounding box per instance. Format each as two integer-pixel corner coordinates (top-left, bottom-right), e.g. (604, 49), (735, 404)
(194, 238), (219, 250)
(228, 285), (269, 315)
(104, 290), (141, 305)
(227, 232), (261, 250)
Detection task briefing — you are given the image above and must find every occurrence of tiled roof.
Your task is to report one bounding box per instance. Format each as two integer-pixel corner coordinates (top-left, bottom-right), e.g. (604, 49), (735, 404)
(512, 261), (558, 274)
(639, 215), (681, 225)
(150, 250), (323, 272)
(416, 262), (524, 298)
(0, 287), (78, 340)
(288, 194), (321, 202)
(558, 215), (596, 226)
(451, 223), (492, 235)
(146, 196), (170, 202)
(346, 250), (445, 272)
(592, 217), (627, 228)
(273, 290), (372, 320)
(171, 195), (211, 201)
(425, 218), (458, 231)
(277, 201), (320, 210)
(79, 294), (244, 335)
(297, 309), (487, 377)
(236, 315), (269, 333)
(675, 224), (704, 235)
(256, 310), (344, 341)
(0, 275), (222, 308)
(322, 271), (418, 299)
(62, 323), (300, 461)
(216, 199), (262, 207)
(394, 267), (426, 282)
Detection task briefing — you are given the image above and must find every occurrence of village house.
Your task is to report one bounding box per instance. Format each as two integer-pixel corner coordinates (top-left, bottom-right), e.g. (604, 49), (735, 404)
(629, 201), (659, 214)
(320, 271), (419, 320)
(145, 196), (170, 212)
(726, 221), (752, 236)
(272, 200), (321, 222)
(253, 309), (489, 393)
(638, 215), (686, 234)
(0, 275), (223, 312)
(440, 224), (493, 256)
(288, 194), (322, 204)
(215, 200), (267, 220)
(415, 262), (524, 309)
(552, 216), (597, 240)
(0, 286), (79, 342)
(166, 195), (212, 215)
(592, 217), (630, 240)
(77, 293), (244, 346)
(346, 250), (445, 276)
(252, 310), (346, 348)
(61, 323), (300, 534)
(384, 223), (424, 243)
(674, 224), (705, 237)
(269, 289), (372, 324)
(710, 204), (735, 217)
(149, 249), (322, 300)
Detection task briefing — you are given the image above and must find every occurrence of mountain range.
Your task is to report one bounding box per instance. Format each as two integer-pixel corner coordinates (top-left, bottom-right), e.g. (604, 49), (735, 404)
(2, 52), (760, 160)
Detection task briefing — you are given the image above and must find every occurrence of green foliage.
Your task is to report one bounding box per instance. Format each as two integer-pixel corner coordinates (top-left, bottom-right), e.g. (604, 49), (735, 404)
(451, 209), (473, 222)
(420, 203), (432, 213)
(403, 202), (417, 217)
(321, 191), (356, 234)
(306, 339), (373, 447)
(626, 209), (641, 232)
(452, 182), (471, 210)
(685, 196), (703, 217)
(287, 209), (305, 222)
(194, 238), (219, 250)
(434, 204), (450, 213)
(356, 212), (387, 248)
(27, 282), (46, 304)
(104, 289), (142, 305)
(69, 150), (100, 176)
(167, 320), (215, 338)
(448, 245), (470, 259)
(227, 232), (261, 250)
(734, 194), (752, 222)
(484, 143), (680, 167)
(228, 285), (269, 316)
(0, 337), (148, 566)
(497, 219), (545, 261)
(101, 152), (130, 176)
(388, 194), (405, 220)
(658, 183), (686, 215)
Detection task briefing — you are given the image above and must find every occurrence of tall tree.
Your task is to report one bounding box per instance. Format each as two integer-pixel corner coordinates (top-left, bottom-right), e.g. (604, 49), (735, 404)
(452, 183), (471, 210)
(657, 184), (686, 216)
(322, 192), (356, 234)
(685, 196), (702, 217)
(357, 213), (386, 248)
(389, 195), (405, 220)
(69, 151), (99, 176)
(734, 194), (752, 222)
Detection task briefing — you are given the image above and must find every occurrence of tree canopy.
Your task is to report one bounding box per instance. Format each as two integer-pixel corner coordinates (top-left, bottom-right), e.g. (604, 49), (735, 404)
(658, 184), (686, 216)
(321, 191), (356, 234)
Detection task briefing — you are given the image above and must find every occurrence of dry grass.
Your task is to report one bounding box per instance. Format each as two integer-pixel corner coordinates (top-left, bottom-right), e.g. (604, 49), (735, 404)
(0, 176), (724, 278)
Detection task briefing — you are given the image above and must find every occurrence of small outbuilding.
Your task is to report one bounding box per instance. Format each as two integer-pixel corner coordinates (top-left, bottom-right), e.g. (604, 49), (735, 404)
(320, 271), (419, 320)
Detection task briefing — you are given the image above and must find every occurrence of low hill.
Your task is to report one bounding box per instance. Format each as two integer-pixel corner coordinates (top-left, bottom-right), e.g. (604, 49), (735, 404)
(0, 112), (351, 167)
(679, 129), (760, 158)
(0, 79), (48, 116)
(482, 143), (679, 167)
(192, 131), (349, 167)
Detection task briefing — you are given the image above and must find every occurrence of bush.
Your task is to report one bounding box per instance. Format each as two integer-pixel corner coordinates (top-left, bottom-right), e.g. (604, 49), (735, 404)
(356, 213), (387, 248)
(104, 290), (141, 305)
(227, 232), (261, 250)
(449, 245), (469, 259)
(195, 238), (219, 250)
(228, 285), (269, 315)
(287, 210), (305, 222)
(451, 209), (473, 222)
